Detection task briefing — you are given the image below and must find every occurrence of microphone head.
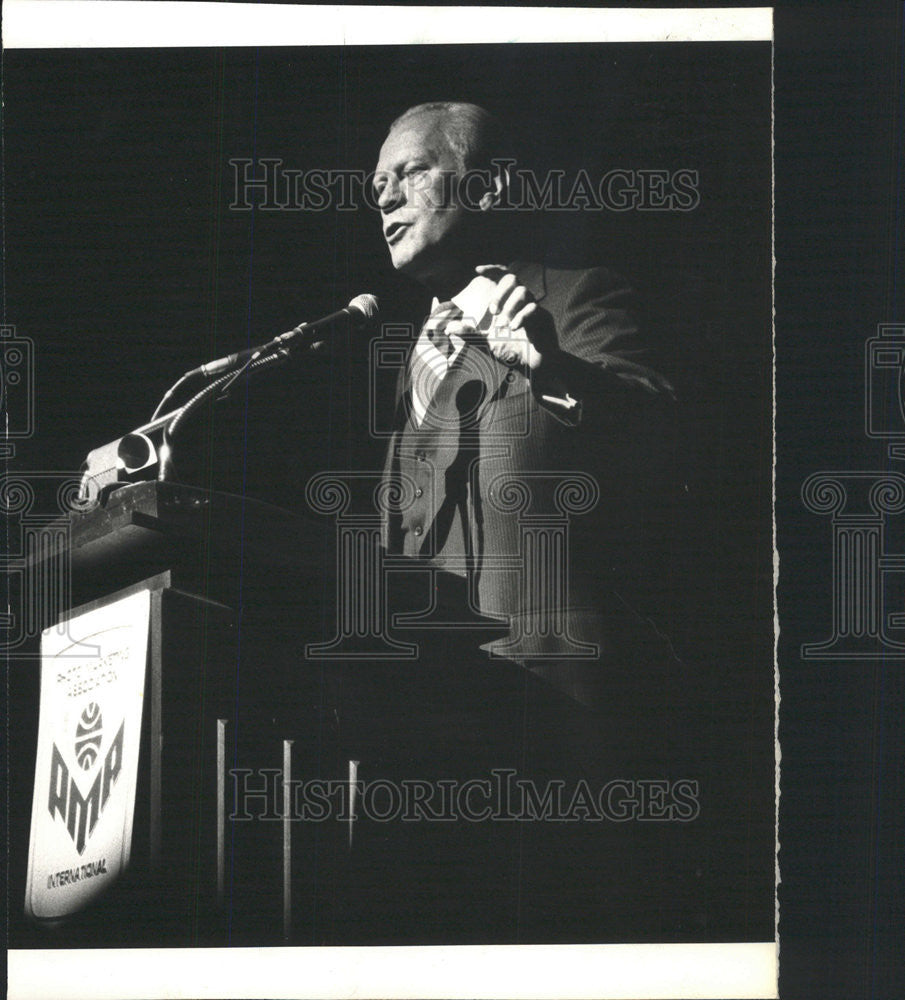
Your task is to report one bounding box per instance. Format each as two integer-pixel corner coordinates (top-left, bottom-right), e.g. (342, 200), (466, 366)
(347, 293), (380, 322)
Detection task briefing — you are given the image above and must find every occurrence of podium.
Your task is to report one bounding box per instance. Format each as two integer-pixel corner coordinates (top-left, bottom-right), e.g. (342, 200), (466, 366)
(8, 475), (746, 948)
(16, 479), (517, 947)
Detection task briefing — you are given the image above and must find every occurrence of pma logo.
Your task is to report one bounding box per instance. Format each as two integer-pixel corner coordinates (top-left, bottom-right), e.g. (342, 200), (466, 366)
(48, 712), (125, 855)
(75, 702), (103, 770)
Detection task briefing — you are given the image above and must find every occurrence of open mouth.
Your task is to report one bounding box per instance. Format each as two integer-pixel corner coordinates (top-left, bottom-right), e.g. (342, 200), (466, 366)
(384, 222), (410, 245)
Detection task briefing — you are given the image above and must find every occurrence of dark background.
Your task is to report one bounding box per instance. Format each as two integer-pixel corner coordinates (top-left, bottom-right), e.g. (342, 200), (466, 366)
(3, 39), (770, 515)
(1, 0), (901, 995)
(3, 36), (775, 952)
(774, 5), (905, 1000)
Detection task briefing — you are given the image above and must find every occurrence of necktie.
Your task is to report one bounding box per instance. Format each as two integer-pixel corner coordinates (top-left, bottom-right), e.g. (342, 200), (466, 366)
(426, 300), (460, 358)
(408, 301), (463, 425)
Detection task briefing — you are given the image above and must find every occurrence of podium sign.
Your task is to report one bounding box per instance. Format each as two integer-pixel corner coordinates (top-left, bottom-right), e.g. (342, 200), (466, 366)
(24, 589), (150, 922)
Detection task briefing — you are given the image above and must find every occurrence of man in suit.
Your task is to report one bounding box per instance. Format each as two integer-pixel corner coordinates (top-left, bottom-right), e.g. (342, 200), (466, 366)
(375, 101), (677, 710)
(357, 102), (700, 941)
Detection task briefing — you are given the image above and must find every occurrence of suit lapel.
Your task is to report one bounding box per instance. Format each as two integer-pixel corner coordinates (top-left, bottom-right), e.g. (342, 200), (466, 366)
(510, 260), (547, 304)
(383, 261), (549, 520)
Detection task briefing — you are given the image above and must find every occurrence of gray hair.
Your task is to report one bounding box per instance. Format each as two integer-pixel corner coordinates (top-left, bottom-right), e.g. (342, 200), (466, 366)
(388, 102), (510, 172)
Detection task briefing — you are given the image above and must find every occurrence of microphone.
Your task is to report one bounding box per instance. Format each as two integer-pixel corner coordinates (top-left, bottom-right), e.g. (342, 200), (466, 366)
(197, 294), (379, 376)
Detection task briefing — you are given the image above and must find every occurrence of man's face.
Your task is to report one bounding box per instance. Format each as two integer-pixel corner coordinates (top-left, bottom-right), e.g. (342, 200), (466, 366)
(374, 114), (469, 281)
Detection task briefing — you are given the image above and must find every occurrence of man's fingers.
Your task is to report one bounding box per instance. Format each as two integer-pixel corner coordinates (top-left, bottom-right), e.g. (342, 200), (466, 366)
(488, 272), (518, 315)
(444, 318), (477, 339)
(508, 300), (537, 333)
(475, 264), (515, 314)
(475, 266), (536, 323)
(496, 286), (530, 324)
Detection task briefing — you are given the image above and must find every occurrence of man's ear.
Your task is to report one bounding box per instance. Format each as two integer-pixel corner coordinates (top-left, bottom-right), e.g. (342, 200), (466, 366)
(478, 161), (511, 211)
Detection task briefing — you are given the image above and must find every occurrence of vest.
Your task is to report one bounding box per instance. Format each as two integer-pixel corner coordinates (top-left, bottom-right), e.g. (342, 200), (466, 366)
(386, 344), (489, 569)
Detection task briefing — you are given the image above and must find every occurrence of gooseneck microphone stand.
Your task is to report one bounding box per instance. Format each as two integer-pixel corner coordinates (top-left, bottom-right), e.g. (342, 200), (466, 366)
(156, 345), (292, 482)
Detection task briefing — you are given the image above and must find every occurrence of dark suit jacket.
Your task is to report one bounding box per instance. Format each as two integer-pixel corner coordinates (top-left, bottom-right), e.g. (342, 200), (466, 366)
(382, 261), (677, 705)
